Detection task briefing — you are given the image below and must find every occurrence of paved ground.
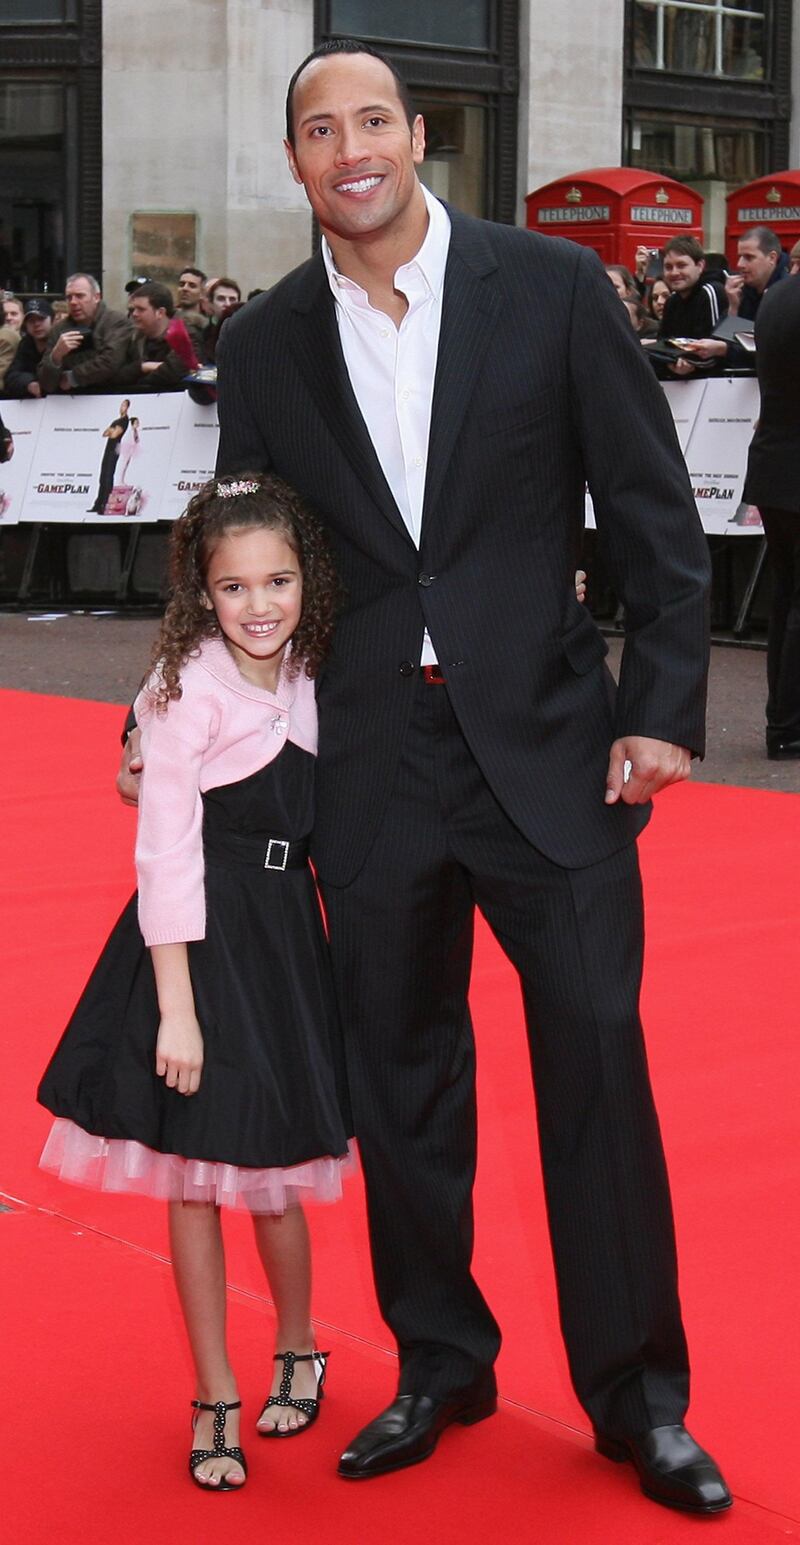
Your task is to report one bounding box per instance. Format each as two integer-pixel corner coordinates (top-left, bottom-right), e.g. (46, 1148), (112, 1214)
(1, 609), (798, 793)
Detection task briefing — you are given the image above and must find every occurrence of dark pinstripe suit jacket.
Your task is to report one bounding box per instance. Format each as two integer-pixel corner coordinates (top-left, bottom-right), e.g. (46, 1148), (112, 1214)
(216, 204), (710, 886)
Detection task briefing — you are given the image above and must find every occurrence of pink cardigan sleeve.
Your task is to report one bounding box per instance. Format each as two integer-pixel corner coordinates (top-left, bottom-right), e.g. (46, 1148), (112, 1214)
(135, 678), (217, 946)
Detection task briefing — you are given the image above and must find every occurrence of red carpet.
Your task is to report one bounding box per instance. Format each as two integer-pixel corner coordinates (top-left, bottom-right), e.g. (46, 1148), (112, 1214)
(2, 687), (799, 1543)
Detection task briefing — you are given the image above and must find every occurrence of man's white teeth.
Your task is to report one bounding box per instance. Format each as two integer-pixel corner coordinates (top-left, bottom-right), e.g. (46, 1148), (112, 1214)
(338, 176), (381, 193)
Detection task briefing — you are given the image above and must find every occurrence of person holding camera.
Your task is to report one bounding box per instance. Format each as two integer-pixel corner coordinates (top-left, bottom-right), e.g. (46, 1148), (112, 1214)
(37, 274), (130, 395)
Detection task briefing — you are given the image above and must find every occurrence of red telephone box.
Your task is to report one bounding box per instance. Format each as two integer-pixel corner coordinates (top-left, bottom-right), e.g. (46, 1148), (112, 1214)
(525, 168), (704, 269)
(726, 171), (800, 266)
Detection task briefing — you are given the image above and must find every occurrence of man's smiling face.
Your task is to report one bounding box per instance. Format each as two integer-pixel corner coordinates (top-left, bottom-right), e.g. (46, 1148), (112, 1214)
(284, 51), (425, 244)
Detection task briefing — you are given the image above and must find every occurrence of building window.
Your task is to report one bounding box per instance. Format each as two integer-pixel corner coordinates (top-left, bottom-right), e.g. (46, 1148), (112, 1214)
(316, 0), (518, 224)
(329, 1), (490, 51)
(0, 1), (101, 291)
(627, 111), (768, 184)
(0, 80), (66, 292)
(633, 1), (765, 80)
(414, 94), (489, 219)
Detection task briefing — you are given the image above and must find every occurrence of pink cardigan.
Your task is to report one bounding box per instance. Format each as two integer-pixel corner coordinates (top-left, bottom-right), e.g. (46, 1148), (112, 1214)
(134, 638), (318, 946)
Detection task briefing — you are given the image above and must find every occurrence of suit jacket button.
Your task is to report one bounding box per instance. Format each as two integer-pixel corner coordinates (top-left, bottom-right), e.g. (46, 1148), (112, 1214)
(399, 660), (414, 676)
(418, 572), (435, 586)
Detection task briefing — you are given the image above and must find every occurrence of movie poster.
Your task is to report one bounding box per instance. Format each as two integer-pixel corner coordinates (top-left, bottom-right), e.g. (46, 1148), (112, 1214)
(683, 375), (760, 536)
(0, 399), (45, 525)
(160, 397), (221, 520)
(22, 393), (183, 523)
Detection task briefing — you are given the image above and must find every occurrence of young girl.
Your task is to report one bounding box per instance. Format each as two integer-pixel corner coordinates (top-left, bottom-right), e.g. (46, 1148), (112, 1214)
(38, 474), (353, 1492)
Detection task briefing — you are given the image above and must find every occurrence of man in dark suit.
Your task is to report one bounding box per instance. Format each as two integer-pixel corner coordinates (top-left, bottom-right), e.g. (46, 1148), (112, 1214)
(121, 39), (729, 1513)
(742, 273), (800, 757)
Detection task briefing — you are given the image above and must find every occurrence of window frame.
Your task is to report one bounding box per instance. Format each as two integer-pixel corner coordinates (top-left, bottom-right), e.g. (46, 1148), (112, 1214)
(314, 0), (519, 224)
(623, 0), (791, 171)
(0, 0), (101, 286)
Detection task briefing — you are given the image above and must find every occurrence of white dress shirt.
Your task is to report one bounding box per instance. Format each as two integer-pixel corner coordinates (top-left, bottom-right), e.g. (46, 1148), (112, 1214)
(322, 184), (451, 664)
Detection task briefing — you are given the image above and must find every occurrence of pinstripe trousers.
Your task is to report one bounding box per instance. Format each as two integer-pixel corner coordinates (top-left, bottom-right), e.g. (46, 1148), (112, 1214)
(320, 680), (690, 1437)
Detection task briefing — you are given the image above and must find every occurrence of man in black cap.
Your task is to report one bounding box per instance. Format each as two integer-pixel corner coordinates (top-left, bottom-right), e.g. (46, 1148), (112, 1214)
(4, 299), (54, 398)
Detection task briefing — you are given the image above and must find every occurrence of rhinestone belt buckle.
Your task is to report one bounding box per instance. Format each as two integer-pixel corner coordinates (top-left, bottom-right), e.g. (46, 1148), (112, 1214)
(264, 839), (290, 871)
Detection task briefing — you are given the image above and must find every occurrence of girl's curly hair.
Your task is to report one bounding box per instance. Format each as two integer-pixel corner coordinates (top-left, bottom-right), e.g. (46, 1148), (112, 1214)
(149, 473), (338, 712)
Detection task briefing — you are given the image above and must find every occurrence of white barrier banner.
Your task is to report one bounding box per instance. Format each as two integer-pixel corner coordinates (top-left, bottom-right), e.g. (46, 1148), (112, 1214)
(160, 399), (221, 520)
(661, 379), (708, 452)
(585, 374), (761, 535)
(23, 393), (184, 523)
(0, 399), (45, 526)
(10, 378), (763, 535)
(682, 375), (762, 535)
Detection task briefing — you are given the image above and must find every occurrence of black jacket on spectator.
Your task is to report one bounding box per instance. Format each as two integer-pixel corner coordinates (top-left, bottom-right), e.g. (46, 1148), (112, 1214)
(658, 279), (727, 341)
(38, 301), (131, 394)
(115, 332), (188, 392)
(4, 330), (45, 396)
(743, 276), (800, 512)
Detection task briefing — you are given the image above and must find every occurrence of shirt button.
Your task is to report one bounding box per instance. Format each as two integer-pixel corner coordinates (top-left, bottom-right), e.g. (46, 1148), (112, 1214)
(380, 328), (390, 338)
(418, 573), (435, 587)
(401, 389), (410, 400)
(412, 456), (423, 467)
(399, 660), (415, 677)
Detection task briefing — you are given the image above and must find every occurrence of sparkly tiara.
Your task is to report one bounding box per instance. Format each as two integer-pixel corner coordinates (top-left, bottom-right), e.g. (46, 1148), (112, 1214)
(216, 478), (260, 498)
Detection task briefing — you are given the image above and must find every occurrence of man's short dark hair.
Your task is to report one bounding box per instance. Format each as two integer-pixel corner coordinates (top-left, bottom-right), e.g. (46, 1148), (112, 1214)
(208, 276), (241, 303)
(740, 225), (781, 256)
(179, 265), (207, 283)
(663, 236), (705, 264)
(285, 38), (415, 147)
(131, 280), (175, 316)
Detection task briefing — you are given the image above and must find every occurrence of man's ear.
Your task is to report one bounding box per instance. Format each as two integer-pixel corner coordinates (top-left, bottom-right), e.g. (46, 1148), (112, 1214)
(284, 139), (304, 186)
(411, 114), (426, 166)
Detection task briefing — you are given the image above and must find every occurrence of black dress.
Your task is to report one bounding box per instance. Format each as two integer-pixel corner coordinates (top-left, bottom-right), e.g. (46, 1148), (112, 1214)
(38, 742), (353, 1212)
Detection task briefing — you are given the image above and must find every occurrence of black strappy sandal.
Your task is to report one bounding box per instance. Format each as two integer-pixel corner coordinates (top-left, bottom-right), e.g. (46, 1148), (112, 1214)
(257, 1349), (330, 1438)
(190, 1398), (248, 1490)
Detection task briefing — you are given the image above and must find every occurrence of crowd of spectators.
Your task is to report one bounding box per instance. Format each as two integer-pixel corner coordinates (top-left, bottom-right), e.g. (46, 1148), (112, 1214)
(604, 224), (798, 380)
(1, 220), (797, 408)
(0, 267), (251, 401)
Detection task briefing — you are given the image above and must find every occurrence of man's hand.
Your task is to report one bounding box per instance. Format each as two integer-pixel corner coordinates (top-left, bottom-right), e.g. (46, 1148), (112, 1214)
(117, 727), (143, 805)
(679, 338), (728, 362)
(51, 330), (84, 365)
(27, 382), (42, 398)
(725, 273), (744, 315)
(605, 736), (691, 805)
(139, 360), (161, 374)
(668, 357), (696, 377)
(156, 1011), (204, 1096)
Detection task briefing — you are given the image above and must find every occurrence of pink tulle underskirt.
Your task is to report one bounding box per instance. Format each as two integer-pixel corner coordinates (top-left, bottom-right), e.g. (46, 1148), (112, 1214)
(40, 1119), (354, 1215)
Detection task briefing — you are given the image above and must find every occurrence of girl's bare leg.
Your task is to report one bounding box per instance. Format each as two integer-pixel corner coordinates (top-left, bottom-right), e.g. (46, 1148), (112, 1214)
(253, 1206), (320, 1432)
(168, 1200), (245, 1486)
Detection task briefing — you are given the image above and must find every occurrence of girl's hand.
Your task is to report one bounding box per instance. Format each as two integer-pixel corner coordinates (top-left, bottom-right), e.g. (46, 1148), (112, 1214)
(156, 1012), (204, 1096)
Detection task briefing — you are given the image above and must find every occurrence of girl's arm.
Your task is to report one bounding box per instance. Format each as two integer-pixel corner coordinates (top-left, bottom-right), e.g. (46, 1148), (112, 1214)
(151, 942), (204, 1097)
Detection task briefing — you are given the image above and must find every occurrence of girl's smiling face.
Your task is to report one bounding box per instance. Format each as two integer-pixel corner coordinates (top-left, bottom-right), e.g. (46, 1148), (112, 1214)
(203, 524), (303, 691)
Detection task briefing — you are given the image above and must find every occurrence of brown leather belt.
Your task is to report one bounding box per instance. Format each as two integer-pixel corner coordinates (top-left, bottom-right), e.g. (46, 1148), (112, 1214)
(421, 663), (446, 684)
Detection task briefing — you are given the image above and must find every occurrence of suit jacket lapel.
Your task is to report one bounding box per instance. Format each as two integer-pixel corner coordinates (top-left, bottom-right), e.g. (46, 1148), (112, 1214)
(422, 209), (502, 532)
(289, 255), (413, 546)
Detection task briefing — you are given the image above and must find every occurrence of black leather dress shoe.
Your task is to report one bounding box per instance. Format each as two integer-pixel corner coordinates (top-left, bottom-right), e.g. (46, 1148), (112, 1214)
(595, 1423), (732, 1513)
(767, 739), (800, 759)
(338, 1376), (497, 1479)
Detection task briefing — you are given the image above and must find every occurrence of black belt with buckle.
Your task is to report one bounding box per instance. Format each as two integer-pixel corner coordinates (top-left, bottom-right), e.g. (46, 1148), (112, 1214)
(204, 832), (310, 871)
(421, 663), (446, 684)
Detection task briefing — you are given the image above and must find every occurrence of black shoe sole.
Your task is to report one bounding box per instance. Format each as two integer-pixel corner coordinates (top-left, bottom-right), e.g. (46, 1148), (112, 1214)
(337, 1393), (497, 1480)
(595, 1434), (733, 1514)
